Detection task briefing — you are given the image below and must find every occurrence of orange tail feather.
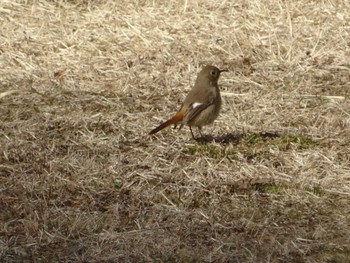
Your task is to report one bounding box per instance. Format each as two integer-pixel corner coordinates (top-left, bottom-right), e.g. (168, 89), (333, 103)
(149, 111), (184, 135)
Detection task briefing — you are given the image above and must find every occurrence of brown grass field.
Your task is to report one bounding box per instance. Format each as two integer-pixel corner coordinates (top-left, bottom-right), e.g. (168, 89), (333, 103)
(1, 0), (350, 262)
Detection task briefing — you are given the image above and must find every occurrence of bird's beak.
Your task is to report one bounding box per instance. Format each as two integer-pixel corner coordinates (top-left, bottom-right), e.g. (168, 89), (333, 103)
(219, 69), (228, 73)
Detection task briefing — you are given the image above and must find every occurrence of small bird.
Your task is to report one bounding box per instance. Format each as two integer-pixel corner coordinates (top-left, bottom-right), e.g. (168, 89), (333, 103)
(149, 65), (227, 139)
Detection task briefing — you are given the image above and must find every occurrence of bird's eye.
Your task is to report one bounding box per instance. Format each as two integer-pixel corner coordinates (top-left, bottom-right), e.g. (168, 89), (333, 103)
(211, 70), (216, 75)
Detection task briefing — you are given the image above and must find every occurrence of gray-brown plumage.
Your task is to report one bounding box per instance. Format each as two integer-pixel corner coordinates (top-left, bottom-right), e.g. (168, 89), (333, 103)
(149, 65), (227, 139)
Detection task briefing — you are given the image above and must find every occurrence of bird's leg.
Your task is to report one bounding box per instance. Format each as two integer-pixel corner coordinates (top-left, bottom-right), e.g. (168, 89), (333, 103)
(198, 127), (203, 138)
(189, 126), (196, 139)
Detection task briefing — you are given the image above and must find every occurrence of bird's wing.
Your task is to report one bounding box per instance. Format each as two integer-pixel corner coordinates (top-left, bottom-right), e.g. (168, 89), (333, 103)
(182, 83), (217, 125)
(183, 101), (213, 124)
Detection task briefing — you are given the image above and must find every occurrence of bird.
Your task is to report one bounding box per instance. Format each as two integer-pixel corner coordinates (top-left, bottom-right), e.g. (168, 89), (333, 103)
(149, 65), (227, 139)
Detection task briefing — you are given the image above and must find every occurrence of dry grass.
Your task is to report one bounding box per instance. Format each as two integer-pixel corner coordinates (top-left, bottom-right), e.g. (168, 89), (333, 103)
(1, 0), (350, 262)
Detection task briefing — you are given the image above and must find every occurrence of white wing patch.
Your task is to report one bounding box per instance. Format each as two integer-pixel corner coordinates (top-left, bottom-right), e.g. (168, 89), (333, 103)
(192, 102), (203, 109)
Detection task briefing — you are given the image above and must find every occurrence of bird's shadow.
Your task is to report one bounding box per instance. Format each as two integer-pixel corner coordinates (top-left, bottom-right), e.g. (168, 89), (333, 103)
(195, 131), (281, 144)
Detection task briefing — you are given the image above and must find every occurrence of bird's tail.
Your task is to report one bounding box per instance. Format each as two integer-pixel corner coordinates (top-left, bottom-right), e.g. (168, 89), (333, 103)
(149, 111), (184, 135)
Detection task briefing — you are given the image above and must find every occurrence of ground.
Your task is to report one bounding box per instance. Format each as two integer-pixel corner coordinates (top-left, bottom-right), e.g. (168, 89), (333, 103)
(0, 0), (350, 262)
